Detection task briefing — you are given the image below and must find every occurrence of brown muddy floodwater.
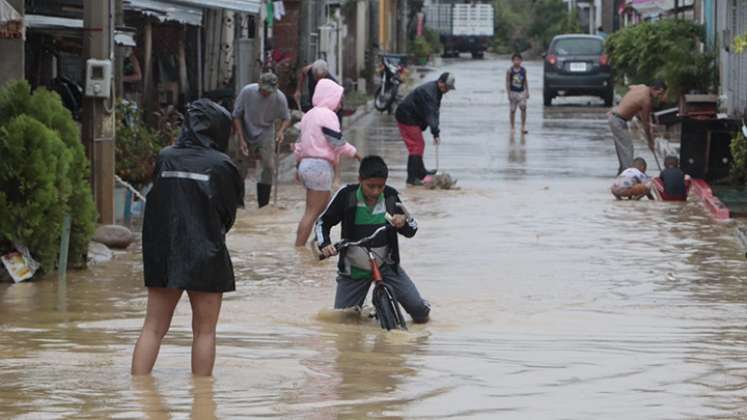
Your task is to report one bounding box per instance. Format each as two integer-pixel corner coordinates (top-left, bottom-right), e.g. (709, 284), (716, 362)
(3, 58), (747, 419)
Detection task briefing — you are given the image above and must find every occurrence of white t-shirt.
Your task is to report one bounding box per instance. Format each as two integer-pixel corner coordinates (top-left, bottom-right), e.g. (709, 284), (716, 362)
(612, 168), (651, 189)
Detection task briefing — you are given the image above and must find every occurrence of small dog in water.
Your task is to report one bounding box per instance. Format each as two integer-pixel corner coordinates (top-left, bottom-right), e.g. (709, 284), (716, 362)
(423, 173), (459, 190)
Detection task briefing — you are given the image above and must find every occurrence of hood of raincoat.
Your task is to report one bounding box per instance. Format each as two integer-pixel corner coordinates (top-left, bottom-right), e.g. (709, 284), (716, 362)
(177, 98), (232, 152)
(312, 78), (343, 111)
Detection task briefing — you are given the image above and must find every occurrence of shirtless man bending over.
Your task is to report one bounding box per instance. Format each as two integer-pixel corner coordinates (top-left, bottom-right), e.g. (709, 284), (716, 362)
(608, 80), (667, 174)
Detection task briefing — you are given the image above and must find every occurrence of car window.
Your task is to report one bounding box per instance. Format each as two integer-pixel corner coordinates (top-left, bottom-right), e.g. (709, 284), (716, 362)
(552, 39), (603, 56)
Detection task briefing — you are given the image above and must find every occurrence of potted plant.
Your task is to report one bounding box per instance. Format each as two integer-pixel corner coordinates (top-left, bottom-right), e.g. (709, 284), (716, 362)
(411, 37), (433, 66)
(115, 101), (162, 223)
(116, 101), (161, 189)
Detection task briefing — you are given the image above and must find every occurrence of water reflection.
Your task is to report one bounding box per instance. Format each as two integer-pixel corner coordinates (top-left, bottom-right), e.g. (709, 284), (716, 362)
(508, 131), (527, 164)
(133, 376), (171, 420)
(319, 319), (428, 419)
(191, 377), (217, 420)
(131, 376), (217, 420)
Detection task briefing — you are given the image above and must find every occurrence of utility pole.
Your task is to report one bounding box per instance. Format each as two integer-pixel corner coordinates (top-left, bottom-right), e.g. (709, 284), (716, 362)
(114, 0), (123, 98)
(399, 0), (408, 53)
(299, 0), (313, 66)
(82, 0), (116, 224)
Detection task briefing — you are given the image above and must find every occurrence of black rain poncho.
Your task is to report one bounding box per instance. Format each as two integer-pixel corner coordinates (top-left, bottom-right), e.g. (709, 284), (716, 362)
(143, 99), (245, 293)
(394, 81), (443, 137)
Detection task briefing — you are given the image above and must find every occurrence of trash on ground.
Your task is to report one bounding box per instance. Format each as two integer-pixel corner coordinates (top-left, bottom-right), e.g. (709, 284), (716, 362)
(87, 242), (114, 265)
(1, 244), (40, 283)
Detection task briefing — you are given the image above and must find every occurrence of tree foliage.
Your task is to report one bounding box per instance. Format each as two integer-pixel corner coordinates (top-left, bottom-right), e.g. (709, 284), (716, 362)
(493, 0), (530, 53)
(606, 19), (715, 98)
(528, 0), (582, 49)
(735, 32), (747, 54)
(0, 80), (97, 269)
(493, 0), (582, 53)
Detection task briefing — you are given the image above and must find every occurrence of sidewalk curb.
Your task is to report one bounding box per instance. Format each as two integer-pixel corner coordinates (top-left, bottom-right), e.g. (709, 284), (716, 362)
(690, 179), (730, 220)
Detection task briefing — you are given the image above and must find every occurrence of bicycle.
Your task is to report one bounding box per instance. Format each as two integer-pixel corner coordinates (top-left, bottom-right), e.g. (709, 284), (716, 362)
(320, 218), (408, 331)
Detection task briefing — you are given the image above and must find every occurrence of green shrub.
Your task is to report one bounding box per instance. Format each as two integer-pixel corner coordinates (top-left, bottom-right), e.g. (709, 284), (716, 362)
(115, 101), (161, 188)
(606, 19), (715, 98)
(0, 80), (96, 269)
(423, 29), (443, 55)
(730, 130), (747, 186)
(735, 32), (747, 54)
(411, 36), (433, 60)
(0, 116), (73, 269)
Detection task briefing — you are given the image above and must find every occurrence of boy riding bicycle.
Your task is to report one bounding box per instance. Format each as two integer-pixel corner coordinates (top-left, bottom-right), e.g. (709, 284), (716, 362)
(316, 156), (431, 323)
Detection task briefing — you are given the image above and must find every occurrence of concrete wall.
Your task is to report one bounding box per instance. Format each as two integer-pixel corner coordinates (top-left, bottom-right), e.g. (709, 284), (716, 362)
(0, 0), (24, 88)
(717, 0), (747, 117)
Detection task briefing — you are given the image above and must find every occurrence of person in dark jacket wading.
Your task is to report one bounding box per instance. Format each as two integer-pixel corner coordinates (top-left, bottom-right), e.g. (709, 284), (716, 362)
(132, 99), (245, 376)
(395, 72), (455, 185)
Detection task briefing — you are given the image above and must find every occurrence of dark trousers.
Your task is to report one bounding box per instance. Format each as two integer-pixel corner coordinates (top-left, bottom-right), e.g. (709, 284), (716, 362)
(334, 264), (431, 322)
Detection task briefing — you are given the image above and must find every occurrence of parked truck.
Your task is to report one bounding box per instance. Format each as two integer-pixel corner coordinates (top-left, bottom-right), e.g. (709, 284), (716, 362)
(424, 1), (495, 59)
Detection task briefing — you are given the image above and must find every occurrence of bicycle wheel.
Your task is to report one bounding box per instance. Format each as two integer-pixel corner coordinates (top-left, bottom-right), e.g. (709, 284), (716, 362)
(372, 283), (408, 331)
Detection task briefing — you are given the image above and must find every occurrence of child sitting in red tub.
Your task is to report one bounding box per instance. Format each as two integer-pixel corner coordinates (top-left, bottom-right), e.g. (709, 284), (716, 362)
(654, 156), (691, 201)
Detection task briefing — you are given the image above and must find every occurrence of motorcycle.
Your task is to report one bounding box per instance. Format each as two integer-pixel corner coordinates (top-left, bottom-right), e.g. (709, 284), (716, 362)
(374, 54), (405, 114)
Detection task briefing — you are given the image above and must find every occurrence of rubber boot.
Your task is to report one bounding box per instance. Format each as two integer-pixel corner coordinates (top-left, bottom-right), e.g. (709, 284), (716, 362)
(415, 156), (432, 179)
(257, 183), (272, 208)
(406, 156), (422, 186)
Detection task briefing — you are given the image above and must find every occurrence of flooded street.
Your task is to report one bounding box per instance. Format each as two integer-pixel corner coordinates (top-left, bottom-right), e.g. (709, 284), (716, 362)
(3, 57), (747, 419)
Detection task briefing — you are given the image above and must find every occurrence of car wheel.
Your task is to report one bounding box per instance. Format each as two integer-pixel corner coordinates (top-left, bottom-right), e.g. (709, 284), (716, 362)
(543, 90), (553, 107)
(603, 89), (614, 107)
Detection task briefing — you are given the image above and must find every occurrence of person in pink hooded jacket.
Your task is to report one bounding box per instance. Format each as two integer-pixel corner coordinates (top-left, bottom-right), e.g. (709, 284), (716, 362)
(294, 78), (362, 247)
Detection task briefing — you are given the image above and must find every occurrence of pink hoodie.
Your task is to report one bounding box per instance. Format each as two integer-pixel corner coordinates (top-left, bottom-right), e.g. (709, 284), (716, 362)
(294, 79), (357, 165)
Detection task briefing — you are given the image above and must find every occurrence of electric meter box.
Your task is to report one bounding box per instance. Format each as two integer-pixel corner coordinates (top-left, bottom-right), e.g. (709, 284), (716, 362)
(85, 59), (112, 98)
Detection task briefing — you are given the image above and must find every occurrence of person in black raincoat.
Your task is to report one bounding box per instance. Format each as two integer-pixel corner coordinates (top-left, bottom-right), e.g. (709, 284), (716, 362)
(132, 98), (244, 377)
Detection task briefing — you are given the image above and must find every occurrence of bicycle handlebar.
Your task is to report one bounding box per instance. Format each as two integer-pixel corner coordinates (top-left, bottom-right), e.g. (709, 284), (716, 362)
(319, 224), (390, 261)
(317, 203), (412, 261)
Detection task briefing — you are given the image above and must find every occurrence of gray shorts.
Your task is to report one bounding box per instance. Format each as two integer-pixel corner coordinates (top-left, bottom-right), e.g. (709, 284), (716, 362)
(228, 129), (276, 184)
(298, 158), (334, 191)
(509, 91), (528, 112)
(334, 264), (431, 322)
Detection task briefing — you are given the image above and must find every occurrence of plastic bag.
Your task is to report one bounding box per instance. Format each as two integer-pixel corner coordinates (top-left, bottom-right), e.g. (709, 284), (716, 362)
(1, 244), (40, 283)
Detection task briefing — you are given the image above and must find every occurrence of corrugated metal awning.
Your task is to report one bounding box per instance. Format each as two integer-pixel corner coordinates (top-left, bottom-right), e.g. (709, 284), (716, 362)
(1, 0), (24, 39)
(168, 0), (261, 14)
(114, 32), (136, 47)
(124, 0), (203, 26)
(25, 14), (82, 30)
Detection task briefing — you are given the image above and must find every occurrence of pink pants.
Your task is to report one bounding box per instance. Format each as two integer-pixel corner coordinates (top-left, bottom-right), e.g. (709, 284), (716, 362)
(398, 123), (425, 156)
